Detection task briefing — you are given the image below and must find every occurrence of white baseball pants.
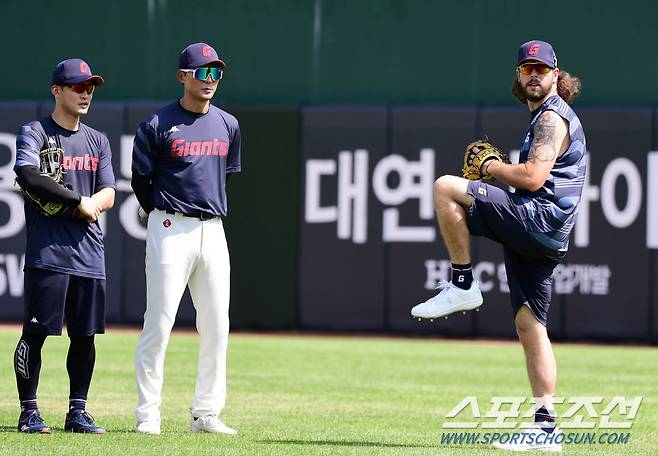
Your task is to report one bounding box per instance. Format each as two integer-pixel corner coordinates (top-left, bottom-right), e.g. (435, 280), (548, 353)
(135, 209), (231, 421)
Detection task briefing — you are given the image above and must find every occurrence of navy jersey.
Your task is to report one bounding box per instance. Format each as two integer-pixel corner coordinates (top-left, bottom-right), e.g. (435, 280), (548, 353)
(513, 95), (587, 254)
(132, 102), (241, 217)
(14, 116), (116, 278)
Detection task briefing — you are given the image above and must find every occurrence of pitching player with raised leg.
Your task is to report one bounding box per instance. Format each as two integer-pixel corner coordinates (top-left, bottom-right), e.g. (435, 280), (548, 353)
(412, 40), (586, 452)
(131, 42), (241, 435)
(13, 59), (115, 434)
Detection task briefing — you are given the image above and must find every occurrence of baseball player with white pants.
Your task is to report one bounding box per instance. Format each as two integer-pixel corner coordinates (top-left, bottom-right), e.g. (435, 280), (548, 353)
(131, 42), (241, 435)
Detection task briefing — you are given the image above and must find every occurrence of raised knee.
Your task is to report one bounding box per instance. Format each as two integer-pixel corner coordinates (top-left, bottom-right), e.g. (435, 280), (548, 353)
(433, 175), (456, 202)
(433, 174), (450, 192)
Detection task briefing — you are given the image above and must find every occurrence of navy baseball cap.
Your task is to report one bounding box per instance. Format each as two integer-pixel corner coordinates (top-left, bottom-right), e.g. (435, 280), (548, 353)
(52, 58), (104, 85)
(517, 40), (558, 68)
(178, 43), (226, 69)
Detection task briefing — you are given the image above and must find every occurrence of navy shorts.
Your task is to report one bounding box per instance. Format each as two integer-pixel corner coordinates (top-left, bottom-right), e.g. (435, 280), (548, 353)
(466, 181), (560, 326)
(23, 268), (106, 336)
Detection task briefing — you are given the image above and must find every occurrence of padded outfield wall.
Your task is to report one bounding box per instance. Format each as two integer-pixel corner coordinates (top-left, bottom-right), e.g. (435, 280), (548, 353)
(299, 106), (658, 342)
(0, 102), (656, 342)
(0, 103), (299, 330)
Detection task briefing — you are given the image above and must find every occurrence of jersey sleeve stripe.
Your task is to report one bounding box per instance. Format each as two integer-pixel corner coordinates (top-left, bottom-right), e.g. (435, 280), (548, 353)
(17, 134), (40, 152)
(132, 142), (154, 175)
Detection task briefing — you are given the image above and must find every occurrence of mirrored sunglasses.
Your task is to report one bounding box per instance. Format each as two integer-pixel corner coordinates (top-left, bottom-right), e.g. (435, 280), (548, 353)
(517, 63), (553, 75)
(180, 67), (223, 82)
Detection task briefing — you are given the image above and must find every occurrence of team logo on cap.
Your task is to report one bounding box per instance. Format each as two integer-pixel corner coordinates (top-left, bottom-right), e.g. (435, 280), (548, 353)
(202, 46), (212, 57)
(80, 62), (90, 73)
(528, 43), (540, 55)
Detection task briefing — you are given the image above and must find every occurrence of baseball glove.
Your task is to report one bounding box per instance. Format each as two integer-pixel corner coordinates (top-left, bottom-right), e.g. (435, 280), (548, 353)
(20, 145), (69, 217)
(462, 139), (510, 183)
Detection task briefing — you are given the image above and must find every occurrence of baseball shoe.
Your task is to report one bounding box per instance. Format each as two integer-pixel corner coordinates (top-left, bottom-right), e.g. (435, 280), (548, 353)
(411, 280), (483, 320)
(64, 410), (106, 434)
(136, 419), (161, 435)
(17, 410), (52, 433)
(190, 414), (237, 435)
(492, 426), (562, 452)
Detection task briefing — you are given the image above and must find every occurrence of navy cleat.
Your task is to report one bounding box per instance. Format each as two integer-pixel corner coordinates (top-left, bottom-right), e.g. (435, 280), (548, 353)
(18, 410), (52, 433)
(64, 410), (106, 434)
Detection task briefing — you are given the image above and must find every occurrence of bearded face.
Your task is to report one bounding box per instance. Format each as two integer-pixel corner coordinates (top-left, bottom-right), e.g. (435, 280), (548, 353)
(516, 62), (558, 103)
(522, 77), (552, 102)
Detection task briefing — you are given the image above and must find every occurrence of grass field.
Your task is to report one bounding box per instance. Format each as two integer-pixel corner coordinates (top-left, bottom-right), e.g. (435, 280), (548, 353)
(0, 328), (656, 455)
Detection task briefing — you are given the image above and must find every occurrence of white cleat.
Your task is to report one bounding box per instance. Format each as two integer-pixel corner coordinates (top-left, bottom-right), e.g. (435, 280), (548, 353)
(492, 426), (562, 452)
(190, 415), (237, 435)
(136, 419), (161, 435)
(411, 280), (483, 320)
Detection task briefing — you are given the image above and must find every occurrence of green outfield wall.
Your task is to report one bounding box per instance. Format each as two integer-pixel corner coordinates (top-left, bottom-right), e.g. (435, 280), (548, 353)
(2, 1), (657, 105)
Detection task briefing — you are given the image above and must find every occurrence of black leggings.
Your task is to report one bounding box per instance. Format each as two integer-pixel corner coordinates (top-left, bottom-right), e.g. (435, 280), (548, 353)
(14, 332), (96, 401)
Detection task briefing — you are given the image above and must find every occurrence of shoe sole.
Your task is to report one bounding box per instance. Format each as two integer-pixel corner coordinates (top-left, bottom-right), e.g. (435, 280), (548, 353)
(191, 428), (237, 434)
(412, 299), (483, 321)
(19, 428), (52, 434)
(190, 425), (237, 435)
(65, 428), (107, 434)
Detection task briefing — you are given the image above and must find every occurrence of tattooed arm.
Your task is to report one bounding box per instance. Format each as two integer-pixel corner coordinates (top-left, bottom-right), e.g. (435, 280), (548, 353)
(483, 110), (569, 192)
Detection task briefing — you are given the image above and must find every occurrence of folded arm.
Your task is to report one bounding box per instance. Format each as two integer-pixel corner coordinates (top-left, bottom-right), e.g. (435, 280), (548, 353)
(15, 165), (81, 206)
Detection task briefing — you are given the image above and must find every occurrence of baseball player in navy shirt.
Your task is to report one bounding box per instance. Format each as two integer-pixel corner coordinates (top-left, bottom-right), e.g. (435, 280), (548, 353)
(412, 41), (586, 452)
(13, 59), (115, 434)
(131, 42), (241, 435)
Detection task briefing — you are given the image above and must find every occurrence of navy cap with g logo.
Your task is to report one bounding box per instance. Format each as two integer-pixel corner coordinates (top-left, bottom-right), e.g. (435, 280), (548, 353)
(178, 43), (226, 70)
(517, 40), (558, 68)
(52, 58), (105, 85)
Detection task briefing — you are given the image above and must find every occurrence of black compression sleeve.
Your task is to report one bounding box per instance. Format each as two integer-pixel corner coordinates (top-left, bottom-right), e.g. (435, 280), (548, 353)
(131, 172), (154, 213)
(15, 166), (81, 207)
